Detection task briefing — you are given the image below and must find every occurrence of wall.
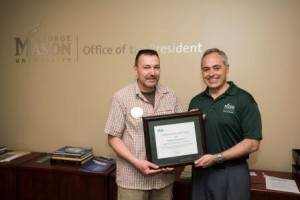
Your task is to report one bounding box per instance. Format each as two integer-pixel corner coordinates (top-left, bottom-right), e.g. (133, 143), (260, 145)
(0, 0), (299, 172)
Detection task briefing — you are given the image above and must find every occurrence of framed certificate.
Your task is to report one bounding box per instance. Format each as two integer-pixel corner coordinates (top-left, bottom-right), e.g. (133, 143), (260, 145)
(142, 111), (206, 168)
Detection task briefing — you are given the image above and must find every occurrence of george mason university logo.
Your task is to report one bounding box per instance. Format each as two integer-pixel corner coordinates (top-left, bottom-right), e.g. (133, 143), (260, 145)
(14, 23), (75, 64)
(223, 103), (235, 114)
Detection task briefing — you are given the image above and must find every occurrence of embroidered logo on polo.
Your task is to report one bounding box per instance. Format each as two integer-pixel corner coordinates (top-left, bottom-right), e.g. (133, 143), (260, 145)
(223, 103), (235, 114)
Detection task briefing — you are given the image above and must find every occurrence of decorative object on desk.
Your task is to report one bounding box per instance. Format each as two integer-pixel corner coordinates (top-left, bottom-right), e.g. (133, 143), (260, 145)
(0, 150), (30, 162)
(80, 156), (115, 174)
(292, 149), (300, 176)
(51, 146), (93, 165)
(0, 146), (7, 154)
(36, 155), (52, 163)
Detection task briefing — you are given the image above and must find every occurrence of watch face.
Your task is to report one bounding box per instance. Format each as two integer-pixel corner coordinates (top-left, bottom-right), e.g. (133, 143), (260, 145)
(65, 147), (83, 154)
(217, 154), (223, 163)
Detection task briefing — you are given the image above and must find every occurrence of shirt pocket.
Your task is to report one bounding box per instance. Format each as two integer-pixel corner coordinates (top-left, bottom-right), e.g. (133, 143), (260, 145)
(155, 107), (175, 115)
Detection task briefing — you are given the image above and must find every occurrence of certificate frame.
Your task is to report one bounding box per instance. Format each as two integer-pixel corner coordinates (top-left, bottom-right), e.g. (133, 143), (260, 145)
(142, 111), (206, 168)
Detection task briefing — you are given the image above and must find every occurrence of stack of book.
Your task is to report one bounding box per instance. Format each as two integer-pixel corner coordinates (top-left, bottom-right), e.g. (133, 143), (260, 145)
(51, 146), (93, 165)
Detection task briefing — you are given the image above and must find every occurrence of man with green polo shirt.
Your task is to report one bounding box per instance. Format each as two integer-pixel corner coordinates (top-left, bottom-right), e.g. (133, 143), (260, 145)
(189, 48), (262, 200)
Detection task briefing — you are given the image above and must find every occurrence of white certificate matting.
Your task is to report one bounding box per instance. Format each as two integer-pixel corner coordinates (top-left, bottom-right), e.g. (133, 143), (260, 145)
(154, 122), (198, 159)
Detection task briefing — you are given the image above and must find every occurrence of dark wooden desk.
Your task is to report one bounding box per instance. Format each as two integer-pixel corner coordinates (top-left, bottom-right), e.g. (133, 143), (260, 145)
(17, 155), (115, 200)
(0, 152), (43, 200)
(109, 169), (300, 200)
(173, 178), (191, 200)
(251, 169), (300, 200)
(109, 171), (117, 200)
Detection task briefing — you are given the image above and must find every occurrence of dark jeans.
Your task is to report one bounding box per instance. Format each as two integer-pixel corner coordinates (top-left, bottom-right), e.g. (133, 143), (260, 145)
(191, 160), (250, 200)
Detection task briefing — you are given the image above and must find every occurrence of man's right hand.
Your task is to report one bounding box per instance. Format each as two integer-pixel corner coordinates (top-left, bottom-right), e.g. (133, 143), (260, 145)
(134, 159), (162, 176)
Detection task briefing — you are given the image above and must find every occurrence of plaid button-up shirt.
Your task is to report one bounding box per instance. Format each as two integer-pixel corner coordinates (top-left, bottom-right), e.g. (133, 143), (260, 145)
(104, 81), (183, 190)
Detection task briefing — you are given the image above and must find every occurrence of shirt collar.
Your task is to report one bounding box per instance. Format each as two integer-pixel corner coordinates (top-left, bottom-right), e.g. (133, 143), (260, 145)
(225, 81), (238, 96)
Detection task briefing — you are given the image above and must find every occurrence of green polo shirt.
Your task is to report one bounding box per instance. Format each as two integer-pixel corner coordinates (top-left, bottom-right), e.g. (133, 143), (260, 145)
(189, 82), (262, 156)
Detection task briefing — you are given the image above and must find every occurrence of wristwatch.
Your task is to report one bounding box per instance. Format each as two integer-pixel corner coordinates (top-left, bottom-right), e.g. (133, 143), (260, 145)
(217, 153), (223, 164)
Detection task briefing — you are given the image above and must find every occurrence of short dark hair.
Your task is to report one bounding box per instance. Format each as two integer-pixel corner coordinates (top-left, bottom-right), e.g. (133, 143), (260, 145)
(135, 49), (159, 66)
(201, 48), (229, 66)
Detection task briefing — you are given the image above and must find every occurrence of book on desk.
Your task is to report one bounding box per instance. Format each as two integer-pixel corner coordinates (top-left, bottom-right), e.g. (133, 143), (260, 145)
(50, 146), (93, 165)
(80, 156), (115, 174)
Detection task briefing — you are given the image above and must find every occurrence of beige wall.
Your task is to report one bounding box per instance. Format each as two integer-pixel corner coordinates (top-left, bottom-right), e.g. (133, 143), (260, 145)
(0, 0), (299, 172)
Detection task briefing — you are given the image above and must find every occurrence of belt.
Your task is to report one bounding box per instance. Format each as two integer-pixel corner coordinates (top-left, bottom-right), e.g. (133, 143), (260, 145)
(210, 159), (246, 169)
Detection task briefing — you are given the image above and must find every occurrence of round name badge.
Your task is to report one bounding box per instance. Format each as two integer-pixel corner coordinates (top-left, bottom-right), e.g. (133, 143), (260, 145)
(130, 107), (144, 119)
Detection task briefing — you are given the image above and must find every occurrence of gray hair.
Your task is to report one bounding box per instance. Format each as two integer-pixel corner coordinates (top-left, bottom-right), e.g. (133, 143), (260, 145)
(201, 48), (229, 66)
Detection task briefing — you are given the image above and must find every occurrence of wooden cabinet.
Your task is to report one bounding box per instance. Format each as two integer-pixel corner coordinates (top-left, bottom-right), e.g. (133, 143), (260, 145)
(110, 169), (300, 200)
(17, 155), (115, 200)
(0, 152), (43, 200)
(172, 178), (191, 200)
(251, 169), (300, 200)
(3, 153), (299, 200)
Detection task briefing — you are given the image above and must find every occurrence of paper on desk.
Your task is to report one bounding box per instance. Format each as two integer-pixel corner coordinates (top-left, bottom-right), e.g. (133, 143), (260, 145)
(0, 151), (30, 162)
(265, 174), (300, 194)
(250, 171), (257, 176)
